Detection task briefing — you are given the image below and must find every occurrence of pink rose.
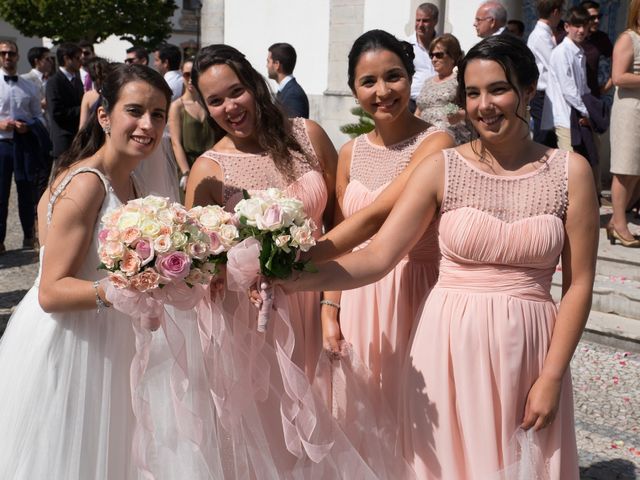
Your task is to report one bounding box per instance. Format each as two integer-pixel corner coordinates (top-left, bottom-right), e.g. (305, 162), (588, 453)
(122, 227), (141, 245)
(120, 250), (142, 276)
(208, 232), (224, 255)
(98, 229), (109, 243)
(134, 238), (154, 265)
(159, 225), (172, 236)
(156, 251), (191, 281)
(256, 204), (284, 231)
(109, 271), (130, 289)
(188, 241), (209, 260)
(99, 247), (116, 269)
(130, 268), (161, 292)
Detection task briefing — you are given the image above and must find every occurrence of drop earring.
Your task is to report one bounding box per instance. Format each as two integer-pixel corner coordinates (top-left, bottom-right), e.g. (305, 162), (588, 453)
(103, 125), (111, 136)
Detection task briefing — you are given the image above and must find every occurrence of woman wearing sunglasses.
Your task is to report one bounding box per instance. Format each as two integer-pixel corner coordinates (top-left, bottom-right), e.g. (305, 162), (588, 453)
(415, 34), (471, 145)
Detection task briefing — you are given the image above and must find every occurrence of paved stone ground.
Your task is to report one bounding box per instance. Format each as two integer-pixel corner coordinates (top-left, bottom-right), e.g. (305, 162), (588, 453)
(0, 187), (638, 479)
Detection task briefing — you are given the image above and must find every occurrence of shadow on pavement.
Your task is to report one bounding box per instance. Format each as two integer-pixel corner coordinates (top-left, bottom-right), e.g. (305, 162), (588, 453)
(0, 249), (39, 269)
(581, 459), (638, 479)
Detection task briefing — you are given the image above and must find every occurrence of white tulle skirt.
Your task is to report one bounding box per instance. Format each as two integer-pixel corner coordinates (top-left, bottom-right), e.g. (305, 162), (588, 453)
(0, 287), (137, 479)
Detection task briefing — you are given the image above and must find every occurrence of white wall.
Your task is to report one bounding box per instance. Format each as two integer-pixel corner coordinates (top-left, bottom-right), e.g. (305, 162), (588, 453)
(223, 0), (330, 96)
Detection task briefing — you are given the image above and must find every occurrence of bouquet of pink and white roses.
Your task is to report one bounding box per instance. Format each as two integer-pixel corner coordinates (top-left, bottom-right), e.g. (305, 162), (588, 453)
(226, 188), (317, 332)
(98, 196), (239, 328)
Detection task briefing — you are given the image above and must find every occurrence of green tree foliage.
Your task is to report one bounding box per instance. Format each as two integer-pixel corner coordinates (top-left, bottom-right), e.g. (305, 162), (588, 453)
(0, 0), (177, 49)
(339, 106), (375, 138)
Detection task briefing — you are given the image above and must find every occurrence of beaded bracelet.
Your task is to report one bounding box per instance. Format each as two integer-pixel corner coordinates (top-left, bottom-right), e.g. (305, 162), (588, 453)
(93, 281), (110, 314)
(320, 299), (340, 310)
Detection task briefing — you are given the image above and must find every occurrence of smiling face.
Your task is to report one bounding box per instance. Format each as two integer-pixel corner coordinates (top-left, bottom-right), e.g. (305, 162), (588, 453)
(197, 63), (257, 139)
(565, 21), (588, 44)
(352, 48), (411, 123)
(464, 59), (533, 142)
(0, 42), (18, 74)
(430, 43), (455, 77)
(98, 80), (168, 161)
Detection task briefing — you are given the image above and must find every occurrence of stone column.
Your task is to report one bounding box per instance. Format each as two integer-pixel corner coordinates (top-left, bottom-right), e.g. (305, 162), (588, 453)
(200, 0), (225, 46)
(326, 0), (366, 94)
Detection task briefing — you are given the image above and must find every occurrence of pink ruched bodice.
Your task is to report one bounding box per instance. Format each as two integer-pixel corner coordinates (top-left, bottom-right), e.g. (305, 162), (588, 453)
(403, 148), (578, 480)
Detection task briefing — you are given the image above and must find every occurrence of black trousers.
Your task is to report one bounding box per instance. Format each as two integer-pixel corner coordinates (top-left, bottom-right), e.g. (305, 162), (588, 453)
(0, 140), (36, 244)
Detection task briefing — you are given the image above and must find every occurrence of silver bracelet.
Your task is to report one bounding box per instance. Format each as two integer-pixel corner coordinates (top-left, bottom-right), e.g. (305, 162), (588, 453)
(320, 299), (340, 310)
(93, 281), (110, 313)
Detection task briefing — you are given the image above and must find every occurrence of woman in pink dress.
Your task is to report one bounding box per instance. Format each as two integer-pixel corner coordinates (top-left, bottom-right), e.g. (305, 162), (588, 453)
(284, 35), (598, 479)
(185, 44), (337, 378)
(322, 30), (453, 417)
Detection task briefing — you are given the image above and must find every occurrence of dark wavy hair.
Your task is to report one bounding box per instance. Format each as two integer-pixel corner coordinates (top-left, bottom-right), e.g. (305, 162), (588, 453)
(52, 64), (172, 181)
(457, 35), (538, 144)
(191, 44), (306, 177)
(347, 29), (415, 92)
(86, 57), (111, 92)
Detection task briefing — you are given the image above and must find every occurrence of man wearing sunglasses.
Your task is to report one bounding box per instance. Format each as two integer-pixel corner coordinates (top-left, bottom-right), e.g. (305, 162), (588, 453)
(0, 40), (46, 254)
(580, 1), (613, 97)
(125, 46), (149, 66)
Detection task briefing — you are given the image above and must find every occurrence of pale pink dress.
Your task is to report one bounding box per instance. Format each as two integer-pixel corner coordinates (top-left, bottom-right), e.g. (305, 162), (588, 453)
(402, 148), (579, 479)
(200, 117), (326, 378)
(339, 127), (442, 414)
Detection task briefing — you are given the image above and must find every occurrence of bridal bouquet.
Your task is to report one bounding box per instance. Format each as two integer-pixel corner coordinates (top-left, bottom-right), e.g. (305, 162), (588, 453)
(98, 195), (239, 328)
(227, 188), (317, 332)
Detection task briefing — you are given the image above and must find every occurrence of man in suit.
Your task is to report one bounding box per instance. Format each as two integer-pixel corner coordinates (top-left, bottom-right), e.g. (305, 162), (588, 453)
(45, 43), (83, 162)
(0, 40), (46, 253)
(267, 43), (309, 119)
(474, 1), (509, 38)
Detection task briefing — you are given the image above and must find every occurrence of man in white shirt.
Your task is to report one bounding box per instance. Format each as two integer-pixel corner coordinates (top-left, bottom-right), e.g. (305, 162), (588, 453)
(474, 1), (508, 38)
(548, 6), (591, 152)
(408, 3), (438, 112)
(527, 0), (564, 147)
(154, 44), (183, 101)
(0, 40), (45, 253)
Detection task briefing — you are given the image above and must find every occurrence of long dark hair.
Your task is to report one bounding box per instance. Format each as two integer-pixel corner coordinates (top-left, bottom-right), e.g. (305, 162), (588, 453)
(52, 64), (172, 181)
(457, 35), (538, 149)
(191, 44), (306, 176)
(347, 29), (415, 92)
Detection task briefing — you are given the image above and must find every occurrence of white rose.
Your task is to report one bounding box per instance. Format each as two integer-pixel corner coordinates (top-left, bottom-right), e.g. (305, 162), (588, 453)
(171, 231), (188, 249)
(142, 195), (169, 210)
(154, 234), (172, 253)
(278, 197), (305, 225)
(140, 219), (161, 237)
(156, 208), (175, 226)
(290, 220), (317, 252)
(218, 224), (239, 248)
(274, 234), (291, 253)
(234, 198), (265, 226)
(117, 211), (142, 230)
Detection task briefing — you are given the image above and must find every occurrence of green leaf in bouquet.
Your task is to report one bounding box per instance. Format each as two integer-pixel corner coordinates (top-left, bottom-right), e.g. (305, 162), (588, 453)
(242, 189), (251, 200)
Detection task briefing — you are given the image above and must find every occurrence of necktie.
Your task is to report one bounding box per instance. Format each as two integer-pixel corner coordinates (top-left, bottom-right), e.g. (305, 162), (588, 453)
(4, 75), (18, 83)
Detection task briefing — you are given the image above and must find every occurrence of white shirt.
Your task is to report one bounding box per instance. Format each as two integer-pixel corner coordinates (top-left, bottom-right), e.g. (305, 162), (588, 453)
(548, 37), (590, 129)
(59, 66), (77, 83)
(0, 69), (43, 140)
(492, 26), (506, 36)
(277, 75), (294, 92)
(527, 21), (556, 92)
(408, 32), (435, 100)
(80, 67), (90, 88)
(164, 70), (183, 102)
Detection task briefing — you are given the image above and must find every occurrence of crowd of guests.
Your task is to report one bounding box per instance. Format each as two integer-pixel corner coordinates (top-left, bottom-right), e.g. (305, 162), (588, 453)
(0, 0), (638, 479)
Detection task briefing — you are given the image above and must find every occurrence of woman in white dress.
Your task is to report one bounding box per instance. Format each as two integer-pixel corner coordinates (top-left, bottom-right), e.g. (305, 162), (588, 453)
(0, 64), (172, 479)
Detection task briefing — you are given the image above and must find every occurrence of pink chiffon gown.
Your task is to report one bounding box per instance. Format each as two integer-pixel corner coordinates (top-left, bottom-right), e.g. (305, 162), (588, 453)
(200, 117), (325, 378)
(339, 127), (442, 414)
(402, 148), (579, 479)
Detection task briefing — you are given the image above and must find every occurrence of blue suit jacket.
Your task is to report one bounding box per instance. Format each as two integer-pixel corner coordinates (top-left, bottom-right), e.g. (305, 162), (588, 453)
(276, 78), (309, 119)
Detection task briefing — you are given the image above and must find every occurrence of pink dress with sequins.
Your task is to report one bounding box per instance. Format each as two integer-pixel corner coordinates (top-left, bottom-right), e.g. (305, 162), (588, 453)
(402, 148), (579, 479)
(339, 127), (442, 415)
(200, 117), (326, 378)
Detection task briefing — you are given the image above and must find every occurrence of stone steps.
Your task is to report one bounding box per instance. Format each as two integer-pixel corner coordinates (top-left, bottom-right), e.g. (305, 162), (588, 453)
(551, 228), (640, 351)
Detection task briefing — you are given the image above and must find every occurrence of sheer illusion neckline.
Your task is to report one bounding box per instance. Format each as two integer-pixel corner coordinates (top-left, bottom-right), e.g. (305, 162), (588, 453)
(363, 129), (426, 150)
(452, 148), (560, 181)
